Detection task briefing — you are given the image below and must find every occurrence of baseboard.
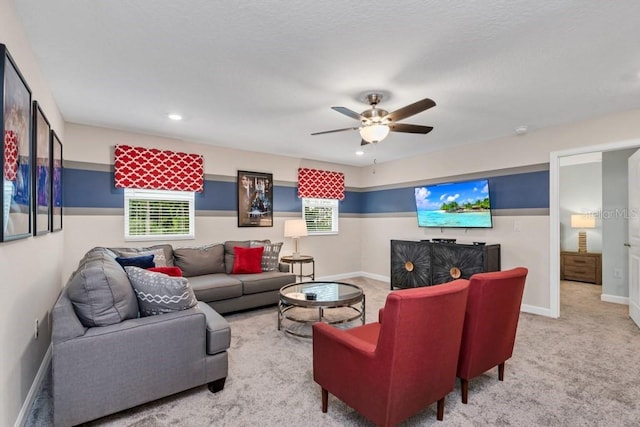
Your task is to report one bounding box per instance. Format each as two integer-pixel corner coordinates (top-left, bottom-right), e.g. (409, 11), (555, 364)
(601, 294), (629, 305)
(15, 344), (51, 427)
(521, 304), (554, 318)
(320, 272), (556, 318)
(316, 271), (390, 283)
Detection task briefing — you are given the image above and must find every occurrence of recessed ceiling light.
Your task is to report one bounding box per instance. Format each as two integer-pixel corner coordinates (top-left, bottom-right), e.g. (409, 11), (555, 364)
(515, 125), (528, 135)
(355, 150), (364, 156)
(168, 113), (183, 121)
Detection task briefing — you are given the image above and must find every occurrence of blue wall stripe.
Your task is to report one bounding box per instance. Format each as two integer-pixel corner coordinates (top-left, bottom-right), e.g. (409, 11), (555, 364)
(63, 168), (549, 213)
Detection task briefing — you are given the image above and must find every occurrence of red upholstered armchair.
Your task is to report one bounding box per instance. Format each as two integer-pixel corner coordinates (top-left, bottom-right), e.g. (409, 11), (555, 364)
(457, 267), (528, 403)
(312, 279), (470, 426)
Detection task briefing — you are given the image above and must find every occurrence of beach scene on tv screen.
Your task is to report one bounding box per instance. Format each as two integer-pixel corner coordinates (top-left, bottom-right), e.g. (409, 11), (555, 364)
(415, 180), (492, 228)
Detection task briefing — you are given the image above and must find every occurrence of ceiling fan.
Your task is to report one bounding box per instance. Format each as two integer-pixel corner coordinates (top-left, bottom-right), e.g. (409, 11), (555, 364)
(311, 93), (436, 145)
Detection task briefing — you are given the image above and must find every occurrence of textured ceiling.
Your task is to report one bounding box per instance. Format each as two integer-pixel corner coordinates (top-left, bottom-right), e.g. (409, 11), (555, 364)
(12, 0), (640, 166)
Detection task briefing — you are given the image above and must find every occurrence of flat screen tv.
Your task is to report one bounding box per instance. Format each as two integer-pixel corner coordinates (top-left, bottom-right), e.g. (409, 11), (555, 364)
(414, 179), (493, 228)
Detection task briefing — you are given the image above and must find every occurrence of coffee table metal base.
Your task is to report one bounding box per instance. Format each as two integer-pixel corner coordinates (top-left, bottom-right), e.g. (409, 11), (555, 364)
(277, 300), (366, 338)
(277, 281), (366, 338)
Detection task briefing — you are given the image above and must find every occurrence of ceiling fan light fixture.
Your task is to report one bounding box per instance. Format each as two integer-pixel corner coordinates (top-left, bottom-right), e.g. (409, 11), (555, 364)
(360, 123), (390, 143)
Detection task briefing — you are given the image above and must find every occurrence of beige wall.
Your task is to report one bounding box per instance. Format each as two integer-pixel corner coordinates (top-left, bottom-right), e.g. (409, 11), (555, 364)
(359, 109), (640, 315)
(62, 123), (365, 282)
(0, 1), (65, 425)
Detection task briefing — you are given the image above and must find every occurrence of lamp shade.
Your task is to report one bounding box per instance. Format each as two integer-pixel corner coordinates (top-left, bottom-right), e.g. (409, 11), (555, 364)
(284, 219), (308, 238)
(570, 214), (595, 229)
(359, 124), (390, 143)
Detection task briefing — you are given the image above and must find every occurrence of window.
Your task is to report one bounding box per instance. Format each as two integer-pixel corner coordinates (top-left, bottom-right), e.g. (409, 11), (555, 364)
(124, 188), (195, 241)
(302, 198), (339, 235)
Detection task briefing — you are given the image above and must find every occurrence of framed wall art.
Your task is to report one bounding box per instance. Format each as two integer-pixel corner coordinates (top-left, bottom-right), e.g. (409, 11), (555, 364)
(32, 101), (51, 235)
(237, 170), (273, 227)
(50, 130), (63, 232)
(1, 44), (32, 242)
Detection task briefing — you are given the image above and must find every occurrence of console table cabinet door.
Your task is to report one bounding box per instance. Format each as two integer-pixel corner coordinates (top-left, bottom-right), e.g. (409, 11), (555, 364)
(390, 240), (432, 289)
(390, 240), (500, 289)
(560, 251), (602, 285)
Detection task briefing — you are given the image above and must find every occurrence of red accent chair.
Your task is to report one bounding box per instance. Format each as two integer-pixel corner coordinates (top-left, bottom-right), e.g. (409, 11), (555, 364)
(312, 279), (470, 426)
(457, 267), (528, 403)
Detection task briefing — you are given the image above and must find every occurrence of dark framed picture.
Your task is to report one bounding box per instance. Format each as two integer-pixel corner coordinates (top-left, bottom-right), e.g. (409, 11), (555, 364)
(237, 170), (273, 227)
(50, 130), (62, 232)
(1, 44), (32, 242)
(32, 101), (51, 235)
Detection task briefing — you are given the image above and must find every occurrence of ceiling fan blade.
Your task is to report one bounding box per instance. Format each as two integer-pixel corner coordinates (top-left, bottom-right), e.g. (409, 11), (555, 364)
(311, 126), (359, 136)
(385, 98), (436, 122)
(388, 123), (434, 134)
(332, 106), (366, 122)
(360, 139), (371, 146)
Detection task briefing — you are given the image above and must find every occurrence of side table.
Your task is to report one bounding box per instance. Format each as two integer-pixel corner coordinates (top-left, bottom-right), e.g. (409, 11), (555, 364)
(281, 255), (315, 282)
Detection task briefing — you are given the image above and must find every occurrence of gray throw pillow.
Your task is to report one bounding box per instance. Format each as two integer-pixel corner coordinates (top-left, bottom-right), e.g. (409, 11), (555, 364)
(173, 244), (225, 277)
(67, 249), (139, 327)
(251, 241), (283, 271)
(125, 267), (198, 317)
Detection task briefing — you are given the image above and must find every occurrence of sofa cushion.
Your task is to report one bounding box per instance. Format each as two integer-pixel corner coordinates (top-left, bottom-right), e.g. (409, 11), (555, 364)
(236, 271), (298, 295)
(224, 241), (250, 274)
(125, 266), (198, 317)
(188, 274), (243, 302)
(115, 254), (155, 269)
(173, 244), (225, 277)
(148, 266), (183, 277)
(66, 248), (139, 327)
(109, 244), (174, 267)
(232, 246), (264, 274)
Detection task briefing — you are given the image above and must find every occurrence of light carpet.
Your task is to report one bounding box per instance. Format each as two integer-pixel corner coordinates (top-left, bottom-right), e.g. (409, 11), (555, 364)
(26, 278), (640, 426)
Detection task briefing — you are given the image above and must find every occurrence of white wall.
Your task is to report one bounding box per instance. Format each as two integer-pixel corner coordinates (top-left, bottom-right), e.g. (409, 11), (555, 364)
(559, 161), (602, 252)
(601, 148), (636, 299)
(0, 1), (65, 425)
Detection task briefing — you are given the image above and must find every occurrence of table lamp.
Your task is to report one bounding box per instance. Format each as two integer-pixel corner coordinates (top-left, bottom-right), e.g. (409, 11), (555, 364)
(284, 219), (308, 258)
(570, 214), (596, 253)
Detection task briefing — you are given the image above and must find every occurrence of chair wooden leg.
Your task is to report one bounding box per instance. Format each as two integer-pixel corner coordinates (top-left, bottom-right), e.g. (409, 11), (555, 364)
(321, 388), (328, 413)
(436, 396), (445, 421)
(461, 378), (468, 404)
(498, 362), (505, 381)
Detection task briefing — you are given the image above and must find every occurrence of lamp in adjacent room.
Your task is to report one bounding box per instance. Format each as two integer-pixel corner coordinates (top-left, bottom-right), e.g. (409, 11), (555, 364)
(570, 214), (596, 253)
(284, 219), (308, 258)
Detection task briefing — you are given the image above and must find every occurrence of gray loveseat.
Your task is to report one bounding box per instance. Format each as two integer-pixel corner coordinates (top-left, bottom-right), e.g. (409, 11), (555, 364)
(52, 241), (295, 426)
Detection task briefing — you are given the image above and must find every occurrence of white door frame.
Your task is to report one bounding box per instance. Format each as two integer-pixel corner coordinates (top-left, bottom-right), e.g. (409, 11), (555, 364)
(550, 138), (640, 318)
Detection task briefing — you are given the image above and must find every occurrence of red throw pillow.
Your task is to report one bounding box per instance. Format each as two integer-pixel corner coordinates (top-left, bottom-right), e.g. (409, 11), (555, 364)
(147, 266), (183, 277)
(232, 246), (264, 274)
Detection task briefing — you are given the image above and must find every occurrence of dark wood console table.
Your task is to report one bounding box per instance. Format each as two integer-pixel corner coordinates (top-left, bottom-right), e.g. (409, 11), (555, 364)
(390, 240), (501, 289)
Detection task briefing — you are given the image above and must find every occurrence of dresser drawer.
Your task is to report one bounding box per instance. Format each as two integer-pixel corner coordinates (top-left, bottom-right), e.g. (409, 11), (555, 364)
(560, 251), (602, 285)
(563, 255), (596, 268)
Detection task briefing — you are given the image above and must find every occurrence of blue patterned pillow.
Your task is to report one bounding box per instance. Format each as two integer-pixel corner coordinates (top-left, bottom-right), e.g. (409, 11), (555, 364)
(124, 266), (198, 317)
(115, 254), (155, 269)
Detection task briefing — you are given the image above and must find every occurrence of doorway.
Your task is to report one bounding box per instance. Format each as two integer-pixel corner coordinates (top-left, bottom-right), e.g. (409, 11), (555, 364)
(550, 138), (640, 318)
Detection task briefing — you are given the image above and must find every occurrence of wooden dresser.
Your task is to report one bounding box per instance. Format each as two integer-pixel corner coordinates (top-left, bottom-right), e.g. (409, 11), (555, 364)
(560, 251), (602, 285)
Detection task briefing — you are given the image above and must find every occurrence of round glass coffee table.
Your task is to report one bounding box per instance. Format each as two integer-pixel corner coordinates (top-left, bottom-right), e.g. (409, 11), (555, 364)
(278, 281), (365, 338)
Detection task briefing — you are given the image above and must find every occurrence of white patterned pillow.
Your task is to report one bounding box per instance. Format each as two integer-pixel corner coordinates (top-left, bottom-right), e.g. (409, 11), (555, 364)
(124, 266), (197, 317)
(261, 242), (283, 271)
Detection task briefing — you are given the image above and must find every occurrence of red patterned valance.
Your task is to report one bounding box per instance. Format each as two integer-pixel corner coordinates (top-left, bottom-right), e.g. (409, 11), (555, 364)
(114, 145), (204, 192)
(297, 168), (345, 200)
(3, 131), (18, 181)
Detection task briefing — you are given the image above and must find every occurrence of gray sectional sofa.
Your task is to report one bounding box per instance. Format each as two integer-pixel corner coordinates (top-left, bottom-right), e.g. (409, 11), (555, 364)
(52, 241), (296, 426)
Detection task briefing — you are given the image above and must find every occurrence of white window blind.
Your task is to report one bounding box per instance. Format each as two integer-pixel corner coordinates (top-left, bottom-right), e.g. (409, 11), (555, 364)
(124, 188), (195, 241)
(302, 198), (339, 235)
